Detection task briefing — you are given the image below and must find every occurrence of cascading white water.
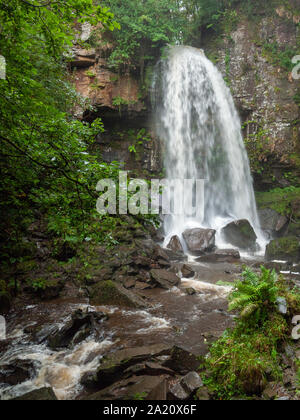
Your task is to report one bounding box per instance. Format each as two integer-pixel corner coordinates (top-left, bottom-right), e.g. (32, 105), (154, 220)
(153, 46), (264, 251)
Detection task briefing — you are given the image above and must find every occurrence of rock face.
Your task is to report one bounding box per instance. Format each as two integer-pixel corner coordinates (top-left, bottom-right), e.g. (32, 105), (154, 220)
(258, 208), (289, 238)
(167, 236), (184, 254)
(182, 228), (216, 255)
(203, 3), (300, 187)
(222, 220), (257, 250)
(265, 236), (300, 262)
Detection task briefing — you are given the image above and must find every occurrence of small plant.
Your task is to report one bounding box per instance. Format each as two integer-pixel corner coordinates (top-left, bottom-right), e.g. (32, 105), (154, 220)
(28, 277), (47, 291)
(133, 392), (147, 400)
(128, 144), (137, 154)
(85, 70), (96, 78)
(229, 266), (279, 324)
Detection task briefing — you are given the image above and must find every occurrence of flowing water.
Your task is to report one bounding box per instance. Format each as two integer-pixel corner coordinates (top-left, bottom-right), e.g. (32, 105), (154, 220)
(152, 46), (265, 251)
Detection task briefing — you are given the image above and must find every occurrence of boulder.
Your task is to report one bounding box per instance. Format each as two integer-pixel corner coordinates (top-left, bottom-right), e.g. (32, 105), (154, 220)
(13, 387), (57, 400)
(0, 360), (36, 386)
(153, 245), (170, 262)
(168, 383), (188, 400)
(196, 249), (240, 263)
(265, 237), (300, 262)
(48, 309), (107, 350)
(182, 228), (216, 255)
(162, 346), (201, 375)
(221, 220), (257, 250)
(150, 269), (180, 289)
(81, 344), (170, 391)
(180, 371), (203, 395)
(258, 208), (288, 238)
(181, 265), (195, 278)
(89, 280), (147, 308)
(167, 236), (184, 254)
(163, 248), (188, 262)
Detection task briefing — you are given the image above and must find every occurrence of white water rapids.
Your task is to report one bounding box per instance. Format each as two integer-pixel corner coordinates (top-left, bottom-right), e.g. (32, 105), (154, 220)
(152, 46), (265, 252)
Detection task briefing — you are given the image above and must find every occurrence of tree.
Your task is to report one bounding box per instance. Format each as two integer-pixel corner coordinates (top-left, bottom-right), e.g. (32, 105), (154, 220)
(0, 0), (120, 261)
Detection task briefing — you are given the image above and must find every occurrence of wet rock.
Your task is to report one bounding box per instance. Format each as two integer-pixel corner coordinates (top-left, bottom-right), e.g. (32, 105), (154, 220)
(135, 281), (151, 290)
(185, 288), (196, 296)
(84, 375), (167, 400)
(258, 208), (288, 238)
(31, 324), (59, 344)
(168, 383), (188, 400)
(182, 228), (216, 255)
(0, 360), (36, 386)
(47, 309), (107, 350)
(13, 387), (57, 401)
(133, 256), (152, 268)
(180, 371), (203, 395)
(167, 236), (184, 254)
(162, 346), (200, 375)
(150, 269), (180, 289)
(164, 248), (187, 262)
(122, 277), (136, 289)
(196, 249), (241, 263)
(153, 245), (170, 262)
(89, 280), (147, 308)
(157, 259), (171, 268)
(265, 237), (300, 262)
(81, 344), (170, 391)
(221, 220), (257, 250)
(181, 265), (195, 278)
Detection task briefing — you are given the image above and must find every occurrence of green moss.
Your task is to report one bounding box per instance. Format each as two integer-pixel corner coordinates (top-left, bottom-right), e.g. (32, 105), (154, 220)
(256, 187), (300, 216)
(89, 280), (137, 307)
(265, 236), (300, 261)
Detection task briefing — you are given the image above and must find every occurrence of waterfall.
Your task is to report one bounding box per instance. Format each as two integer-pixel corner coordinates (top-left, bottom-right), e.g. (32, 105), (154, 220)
(152, 46), (264, 251)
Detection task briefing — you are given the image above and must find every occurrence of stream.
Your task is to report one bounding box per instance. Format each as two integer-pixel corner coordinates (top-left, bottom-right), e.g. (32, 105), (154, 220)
(0, 259), (250, 400)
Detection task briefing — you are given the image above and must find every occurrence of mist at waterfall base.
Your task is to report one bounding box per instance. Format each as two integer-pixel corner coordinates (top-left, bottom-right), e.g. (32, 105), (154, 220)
(152, 46), (266, 256)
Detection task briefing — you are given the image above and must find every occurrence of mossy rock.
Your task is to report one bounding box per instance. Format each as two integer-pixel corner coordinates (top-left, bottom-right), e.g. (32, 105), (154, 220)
(265, 236), (300, 262)
(89, 280), (146, 308)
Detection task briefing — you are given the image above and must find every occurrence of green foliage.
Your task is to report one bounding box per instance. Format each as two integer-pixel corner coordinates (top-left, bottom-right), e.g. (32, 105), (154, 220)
(262, 42), (298, 72)
(229, 267), (279, 325)
(256, 187), (300, 216)
(204, 266), (300, 400)
(0, 1), (122, 262)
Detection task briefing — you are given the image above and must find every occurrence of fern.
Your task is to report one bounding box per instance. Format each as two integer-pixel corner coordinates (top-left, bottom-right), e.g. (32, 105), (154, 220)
(228, 266), (280, 324)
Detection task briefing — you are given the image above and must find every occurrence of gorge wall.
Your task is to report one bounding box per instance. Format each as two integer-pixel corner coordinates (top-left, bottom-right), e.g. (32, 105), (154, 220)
(70, 2), (300, 189)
